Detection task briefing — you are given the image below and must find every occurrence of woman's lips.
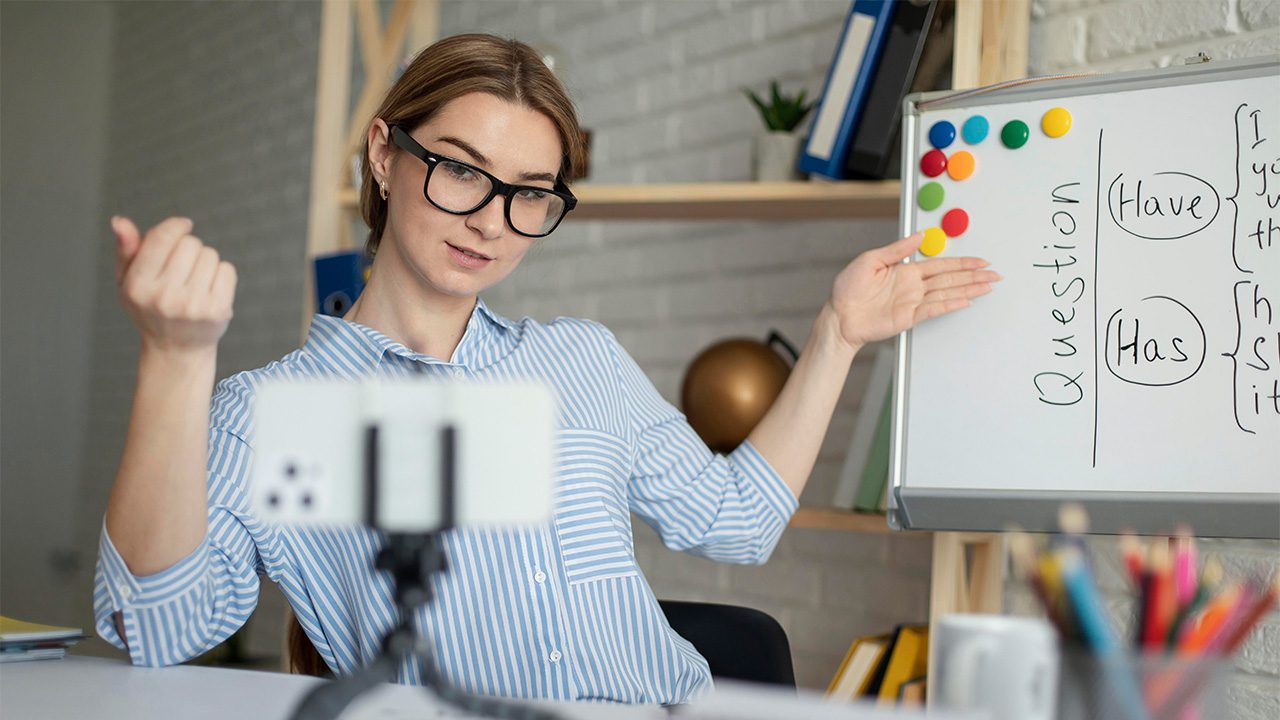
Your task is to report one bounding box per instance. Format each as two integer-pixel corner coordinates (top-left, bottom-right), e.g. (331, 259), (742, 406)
(446, 242), (493, 269)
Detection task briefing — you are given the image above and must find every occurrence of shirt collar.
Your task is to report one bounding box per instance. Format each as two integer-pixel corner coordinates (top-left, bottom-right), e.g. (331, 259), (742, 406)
(303, 296), (519, 375)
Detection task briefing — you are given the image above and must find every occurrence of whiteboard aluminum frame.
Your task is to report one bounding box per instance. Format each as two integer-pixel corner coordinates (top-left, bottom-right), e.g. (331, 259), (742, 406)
(889, 56), (1280, 538)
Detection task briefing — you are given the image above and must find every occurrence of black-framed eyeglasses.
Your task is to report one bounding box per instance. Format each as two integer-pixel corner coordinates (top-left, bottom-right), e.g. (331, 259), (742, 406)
(389, 124), (577, 238)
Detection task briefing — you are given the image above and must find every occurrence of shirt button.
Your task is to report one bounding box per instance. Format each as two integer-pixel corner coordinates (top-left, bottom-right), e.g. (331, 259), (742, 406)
(533, 570), (547, 583)
(452, 367), (465, 379)
(548, 650), (562, 663)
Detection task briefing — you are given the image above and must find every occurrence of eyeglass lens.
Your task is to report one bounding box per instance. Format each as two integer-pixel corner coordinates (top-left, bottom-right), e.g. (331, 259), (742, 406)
(428, 160), (566, 236)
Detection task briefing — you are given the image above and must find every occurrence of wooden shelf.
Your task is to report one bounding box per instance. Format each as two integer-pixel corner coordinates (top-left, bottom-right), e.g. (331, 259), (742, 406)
(337, 180), (902, 221)
(569, 180), (901, 221)
(789, 507), (928, 534)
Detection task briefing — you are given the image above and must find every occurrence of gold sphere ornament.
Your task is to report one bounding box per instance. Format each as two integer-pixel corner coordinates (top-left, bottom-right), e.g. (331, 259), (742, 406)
(680, 331), (799, 454)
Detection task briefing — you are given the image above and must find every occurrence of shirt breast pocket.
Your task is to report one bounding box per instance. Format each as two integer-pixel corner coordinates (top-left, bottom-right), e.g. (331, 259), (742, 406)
(552, 429), (638, 584)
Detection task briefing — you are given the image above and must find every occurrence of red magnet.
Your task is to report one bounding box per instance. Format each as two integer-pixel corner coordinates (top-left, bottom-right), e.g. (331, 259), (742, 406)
(920, 149), (947, 177)
(942, 208), (969, 237)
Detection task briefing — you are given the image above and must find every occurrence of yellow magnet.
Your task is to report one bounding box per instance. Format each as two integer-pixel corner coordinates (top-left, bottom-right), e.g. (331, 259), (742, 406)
(920, 227), (947, 256)
(947, 150), (976, 181)
(1042, 107), (1072, 138)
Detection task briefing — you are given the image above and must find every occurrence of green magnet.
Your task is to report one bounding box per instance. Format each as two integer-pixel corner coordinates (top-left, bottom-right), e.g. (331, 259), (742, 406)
(1001, 119), (1030, 149)
(917, 182), (945, 211)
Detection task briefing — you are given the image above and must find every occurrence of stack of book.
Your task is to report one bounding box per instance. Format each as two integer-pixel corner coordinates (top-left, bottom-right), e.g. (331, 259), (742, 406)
(800, 0), (954, 181)
(828, 624), (929, 706)
(0, 616), (83, 663)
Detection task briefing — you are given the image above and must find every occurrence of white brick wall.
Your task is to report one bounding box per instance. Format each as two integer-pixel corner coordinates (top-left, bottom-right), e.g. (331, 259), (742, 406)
(72, 0), (322, 661)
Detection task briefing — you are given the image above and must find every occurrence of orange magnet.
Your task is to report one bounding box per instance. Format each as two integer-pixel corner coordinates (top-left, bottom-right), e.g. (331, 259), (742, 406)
(947, 151), (975, 181)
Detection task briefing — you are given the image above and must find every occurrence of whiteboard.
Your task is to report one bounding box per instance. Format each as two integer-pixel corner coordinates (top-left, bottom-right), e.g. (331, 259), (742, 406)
(890, 57), (1280, 537)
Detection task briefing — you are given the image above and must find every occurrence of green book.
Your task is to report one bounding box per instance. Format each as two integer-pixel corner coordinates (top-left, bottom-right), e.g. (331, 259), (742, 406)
(853, 382), (893, 513)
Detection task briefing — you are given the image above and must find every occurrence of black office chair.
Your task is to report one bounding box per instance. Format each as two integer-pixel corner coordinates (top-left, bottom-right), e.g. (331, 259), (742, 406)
(658, 600), (796, 689)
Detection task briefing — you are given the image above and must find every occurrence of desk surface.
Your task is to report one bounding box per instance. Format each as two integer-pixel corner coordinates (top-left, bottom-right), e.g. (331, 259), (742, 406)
(0, 655), (660, 720)
(0, 655), (964, 720)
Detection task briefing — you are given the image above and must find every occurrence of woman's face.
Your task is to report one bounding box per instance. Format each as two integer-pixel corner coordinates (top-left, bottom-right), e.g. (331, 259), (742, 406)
(370, 92), (564, 302)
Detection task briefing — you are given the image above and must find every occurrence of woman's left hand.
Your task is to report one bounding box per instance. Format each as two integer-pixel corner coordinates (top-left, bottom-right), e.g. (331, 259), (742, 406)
(827, 232), (1001, 351)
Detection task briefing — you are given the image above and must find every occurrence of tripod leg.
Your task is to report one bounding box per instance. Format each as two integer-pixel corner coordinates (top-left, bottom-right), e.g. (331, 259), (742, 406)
(289, 653), (400, 720)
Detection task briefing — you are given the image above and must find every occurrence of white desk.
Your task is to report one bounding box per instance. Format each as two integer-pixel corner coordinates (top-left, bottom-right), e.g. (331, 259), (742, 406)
(0, 655), (977, 720)
(0, 655), (661, 720)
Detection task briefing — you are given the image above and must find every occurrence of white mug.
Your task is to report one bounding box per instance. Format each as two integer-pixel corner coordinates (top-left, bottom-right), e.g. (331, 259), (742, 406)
(932, 614), (1059, 720)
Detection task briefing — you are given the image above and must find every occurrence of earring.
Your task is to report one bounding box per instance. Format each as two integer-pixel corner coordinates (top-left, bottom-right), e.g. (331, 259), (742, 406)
(379, 180), (389, 200)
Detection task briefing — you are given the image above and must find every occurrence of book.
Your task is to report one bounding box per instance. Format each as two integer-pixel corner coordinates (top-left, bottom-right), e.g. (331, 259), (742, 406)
(877, 624), (929, 705)
(0, 616), (83, 646)
(833, 345), (895, 508)
(799, 0), (897, 180)
(0, 647), (66, 663)
(854, 380), (895, 513)
(0, 616), (82, 664)
(844, 0), (938, 179)
(827, 633), (891, 701)
(898, 674), (927, 706)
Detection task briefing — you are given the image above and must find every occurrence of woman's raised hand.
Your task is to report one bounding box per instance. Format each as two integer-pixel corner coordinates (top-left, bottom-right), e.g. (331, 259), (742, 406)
(111, 216), (237, 353)
(826, 232), (1000, 350)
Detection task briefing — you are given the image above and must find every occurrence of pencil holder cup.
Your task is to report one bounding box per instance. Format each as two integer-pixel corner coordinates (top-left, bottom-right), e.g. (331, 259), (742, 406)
(1056, 650), (1229, 720)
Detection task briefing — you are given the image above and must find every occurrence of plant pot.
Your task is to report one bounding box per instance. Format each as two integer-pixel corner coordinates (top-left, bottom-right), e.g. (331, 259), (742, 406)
(753, 130), (804, 181)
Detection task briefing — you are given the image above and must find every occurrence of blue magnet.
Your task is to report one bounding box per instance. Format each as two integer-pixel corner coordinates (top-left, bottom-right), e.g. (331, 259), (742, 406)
(962, 115), (990, 145)
(929, 121), (957, 150)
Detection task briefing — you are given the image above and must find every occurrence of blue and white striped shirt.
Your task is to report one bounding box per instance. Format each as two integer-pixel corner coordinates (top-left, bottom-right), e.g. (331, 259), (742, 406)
(94, 298), (798, 704)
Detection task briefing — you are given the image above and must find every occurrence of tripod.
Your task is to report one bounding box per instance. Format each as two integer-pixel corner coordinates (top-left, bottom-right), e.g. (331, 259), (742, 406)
(289, 425), (561, 720)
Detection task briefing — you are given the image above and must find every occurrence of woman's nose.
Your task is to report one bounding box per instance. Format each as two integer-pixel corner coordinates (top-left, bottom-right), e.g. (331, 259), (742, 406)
(465, 194), (506, 240)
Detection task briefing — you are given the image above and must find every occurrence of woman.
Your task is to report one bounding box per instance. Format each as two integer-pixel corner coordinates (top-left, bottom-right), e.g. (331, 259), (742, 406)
(96, 34), (997, 704)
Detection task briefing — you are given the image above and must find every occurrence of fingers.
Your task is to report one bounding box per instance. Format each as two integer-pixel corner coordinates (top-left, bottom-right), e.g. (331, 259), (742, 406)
(186, 246), (221, 294)
(111, 216), (142, 285)
(915, 297), (972, 324)
(924, 282), (993, 304)
(211, 261), (238, 313)
(874, 232), (925, 265)
(161, 234), (204, 286)
(916, 255), (989, 279)
(126, 216), (195, 282)
(923, 268), (1002, 292)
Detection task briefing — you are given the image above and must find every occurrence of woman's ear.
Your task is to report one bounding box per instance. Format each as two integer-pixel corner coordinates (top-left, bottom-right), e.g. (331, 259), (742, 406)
(367, 118), (395, 182)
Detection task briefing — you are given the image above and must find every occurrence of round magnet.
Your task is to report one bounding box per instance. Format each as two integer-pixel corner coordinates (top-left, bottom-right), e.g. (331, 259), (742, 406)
(947, 151), (975, 181)
(929, 121), (957, 149)
(962, 115), (989, 144)
(1001, 119), (1030, 149)
(920, 149), (948, 177)
(920, 227), (947, 257)
(917, 182), (945, 211)
(942, 208), (969, 237)
(1042, 107), (1072, 138)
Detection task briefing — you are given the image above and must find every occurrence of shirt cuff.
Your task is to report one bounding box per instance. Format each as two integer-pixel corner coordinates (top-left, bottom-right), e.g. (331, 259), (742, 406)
(729, 439), (799, 523)
(97, 519), (210, 610)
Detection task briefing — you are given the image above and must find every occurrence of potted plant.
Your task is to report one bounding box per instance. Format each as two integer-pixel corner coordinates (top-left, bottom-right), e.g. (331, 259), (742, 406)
(744, 80), (815, 181)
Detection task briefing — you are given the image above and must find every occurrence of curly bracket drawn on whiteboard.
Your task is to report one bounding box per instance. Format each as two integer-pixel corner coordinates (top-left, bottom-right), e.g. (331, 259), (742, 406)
(1222, 280), (1280, 436)
(1227, 102), (1280, 275)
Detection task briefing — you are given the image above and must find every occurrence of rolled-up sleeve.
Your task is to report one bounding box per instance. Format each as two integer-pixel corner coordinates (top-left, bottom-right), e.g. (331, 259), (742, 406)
(599, 323), (798, 564)
(92, 421), (271, 666)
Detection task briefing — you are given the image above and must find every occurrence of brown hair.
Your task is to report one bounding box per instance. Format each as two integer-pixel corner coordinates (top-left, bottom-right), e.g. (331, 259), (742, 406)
(359, 33), (587, 258)
(287, 609), (331, 677)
